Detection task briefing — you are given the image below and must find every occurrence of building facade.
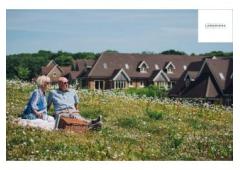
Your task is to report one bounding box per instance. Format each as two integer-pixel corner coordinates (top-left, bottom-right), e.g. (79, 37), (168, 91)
(41, 52), (232, 104)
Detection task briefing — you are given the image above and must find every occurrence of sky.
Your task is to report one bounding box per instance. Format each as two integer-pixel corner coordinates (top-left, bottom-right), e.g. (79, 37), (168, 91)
(6, 10), (232, 55)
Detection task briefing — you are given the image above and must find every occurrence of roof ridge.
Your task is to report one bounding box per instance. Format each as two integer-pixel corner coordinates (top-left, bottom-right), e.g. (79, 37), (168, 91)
(88, 52), (104, 77)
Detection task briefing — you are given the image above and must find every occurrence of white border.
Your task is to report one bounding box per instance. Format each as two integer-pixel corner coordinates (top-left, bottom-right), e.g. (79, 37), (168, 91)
(1, 0), (239, 170)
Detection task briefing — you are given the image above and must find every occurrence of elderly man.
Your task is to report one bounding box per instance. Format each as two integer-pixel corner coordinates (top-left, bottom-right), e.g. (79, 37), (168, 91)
(47, 77), (101, 129)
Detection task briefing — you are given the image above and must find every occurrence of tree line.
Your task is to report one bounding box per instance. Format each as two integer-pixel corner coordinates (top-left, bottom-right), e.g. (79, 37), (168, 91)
(6, 50), (232, 81)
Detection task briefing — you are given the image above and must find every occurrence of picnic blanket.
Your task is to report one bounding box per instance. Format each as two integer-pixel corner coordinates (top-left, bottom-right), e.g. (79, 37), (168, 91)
(16, 115), (55, 131)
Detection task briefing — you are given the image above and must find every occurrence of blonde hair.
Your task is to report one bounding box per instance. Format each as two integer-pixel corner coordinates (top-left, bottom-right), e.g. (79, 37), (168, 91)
(36, 75), (50, 87)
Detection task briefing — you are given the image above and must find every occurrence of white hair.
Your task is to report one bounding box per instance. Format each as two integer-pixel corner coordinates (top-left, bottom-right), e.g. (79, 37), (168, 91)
(36, 75), (50, 87)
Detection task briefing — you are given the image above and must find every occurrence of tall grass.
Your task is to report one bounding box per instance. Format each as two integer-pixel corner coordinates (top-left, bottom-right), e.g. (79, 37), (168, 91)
(6, 80), (232, 160)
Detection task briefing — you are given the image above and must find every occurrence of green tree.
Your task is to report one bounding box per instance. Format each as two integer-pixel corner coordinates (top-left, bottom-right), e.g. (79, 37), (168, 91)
(199, 51), (233, 57)
(55, 55), (73, 66)
(16, 66), (30, 80)
(161, 49), (187, 55)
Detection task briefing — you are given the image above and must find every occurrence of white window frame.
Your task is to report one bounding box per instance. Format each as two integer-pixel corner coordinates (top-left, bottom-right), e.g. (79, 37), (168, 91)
(140, 81), (145, 87)
(157, 81), (167, 89)
(140, 64), (148, 73)
(114, 80), (126, 89)
(95, 80), (105, 90)
(129, 81), (133, 87)
(167, 66), (173, 74)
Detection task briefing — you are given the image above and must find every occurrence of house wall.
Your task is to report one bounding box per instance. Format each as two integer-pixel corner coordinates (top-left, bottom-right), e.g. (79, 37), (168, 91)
(88, 80), (95, 89)
(131, 80), (146, 88)
(47, 67), (63, 82)
(105, 80), (112, 89)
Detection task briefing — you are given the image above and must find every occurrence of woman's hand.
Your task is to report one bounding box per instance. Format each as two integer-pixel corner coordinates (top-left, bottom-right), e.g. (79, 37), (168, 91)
(34, 110), (43, 119)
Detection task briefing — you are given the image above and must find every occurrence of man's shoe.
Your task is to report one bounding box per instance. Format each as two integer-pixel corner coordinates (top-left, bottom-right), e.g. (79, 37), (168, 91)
(88, 121), (102, 130)
(91, 115), (101, 124)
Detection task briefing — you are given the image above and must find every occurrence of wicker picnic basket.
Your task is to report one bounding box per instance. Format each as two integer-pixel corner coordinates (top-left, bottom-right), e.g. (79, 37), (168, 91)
(58, 117), (89, 133)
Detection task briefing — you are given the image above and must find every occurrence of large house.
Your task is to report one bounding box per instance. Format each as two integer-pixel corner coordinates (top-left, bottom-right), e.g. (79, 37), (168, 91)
(42, 52), (205, 89)
(86, 52), (206, 90)
(169, 57), (233, 105)
(41, 52), (232, 104)
(41, 59), (95, 84)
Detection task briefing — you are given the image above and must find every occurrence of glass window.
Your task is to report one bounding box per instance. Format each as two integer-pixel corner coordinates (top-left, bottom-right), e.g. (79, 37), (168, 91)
(140, 64), (147, 73)
(114, 80), (126, 89)
(53, 72), (57, 77)
(95, 80), (104, 90)
(167, 67), (173, 73)
(140, 81), (145, 87)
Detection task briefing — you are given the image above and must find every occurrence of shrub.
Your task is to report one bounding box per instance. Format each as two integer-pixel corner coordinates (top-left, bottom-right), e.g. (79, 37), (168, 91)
(125, 85), (168, 98)
(146, 110), (164, 120)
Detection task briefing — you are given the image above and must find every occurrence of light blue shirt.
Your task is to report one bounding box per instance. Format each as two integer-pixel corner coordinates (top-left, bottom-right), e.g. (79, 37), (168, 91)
(22, 88), (47, 119)
(47, 89), (79, 113)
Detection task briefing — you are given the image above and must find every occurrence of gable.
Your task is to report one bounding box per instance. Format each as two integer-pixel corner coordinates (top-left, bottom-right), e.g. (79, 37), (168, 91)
(114, 71), (129, 81)
(182, 76), (209, 98)
(46, 60), (57, 67)
(165, 61), (176, 69)
(206, 77), (219, 97)
(153, 70), (170, 82)
(112, 69), (131, 81)
(48, 66), (63, 78)
(138, 60), (149, 69)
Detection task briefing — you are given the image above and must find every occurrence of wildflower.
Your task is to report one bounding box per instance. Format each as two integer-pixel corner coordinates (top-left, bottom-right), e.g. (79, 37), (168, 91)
(30, 138), (34, 143)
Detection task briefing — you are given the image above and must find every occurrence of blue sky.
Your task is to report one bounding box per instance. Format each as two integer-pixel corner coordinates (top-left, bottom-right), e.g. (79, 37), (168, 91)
(6, 10), (232, 55)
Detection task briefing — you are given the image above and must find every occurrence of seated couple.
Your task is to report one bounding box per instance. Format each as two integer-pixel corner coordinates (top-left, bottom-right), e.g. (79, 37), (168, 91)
(21, 76), (101, 129)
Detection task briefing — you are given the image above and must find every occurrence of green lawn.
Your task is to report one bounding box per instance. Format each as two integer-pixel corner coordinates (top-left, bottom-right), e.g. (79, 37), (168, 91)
(6, 80), (233, 160)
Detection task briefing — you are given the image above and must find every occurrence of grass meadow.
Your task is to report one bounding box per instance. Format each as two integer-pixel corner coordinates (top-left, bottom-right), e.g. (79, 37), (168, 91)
(6, 80), (233, 160)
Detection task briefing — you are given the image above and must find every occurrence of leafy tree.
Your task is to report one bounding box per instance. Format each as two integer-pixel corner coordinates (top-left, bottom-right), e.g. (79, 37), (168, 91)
(55, 55), (73, 66)
(199, 51), (232, 57)
(161, 49), (187, 55)
(16, 66), (30, 80)
(73, 52), (96, 59)
(105, 49), (119, 53)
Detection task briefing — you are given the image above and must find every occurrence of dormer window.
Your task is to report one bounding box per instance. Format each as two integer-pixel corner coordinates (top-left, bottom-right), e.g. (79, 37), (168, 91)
(167, 66), (173, 74)
(140, 64), (148, 73)
(165, 61), (175, 74)
(138, 61), (149, 73)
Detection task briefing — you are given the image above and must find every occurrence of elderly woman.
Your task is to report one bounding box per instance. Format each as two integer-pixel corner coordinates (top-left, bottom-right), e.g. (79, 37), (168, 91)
(22, 75), (52, 120)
